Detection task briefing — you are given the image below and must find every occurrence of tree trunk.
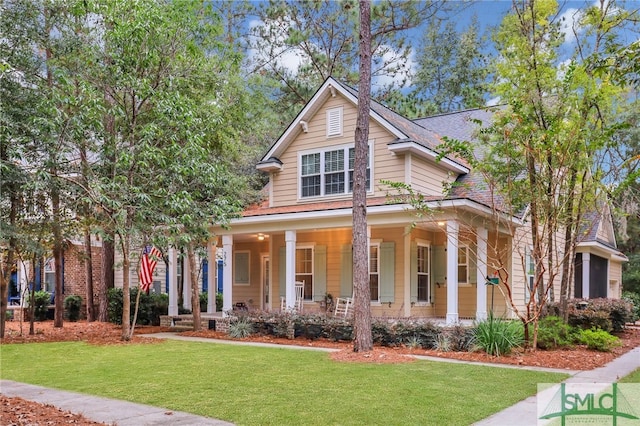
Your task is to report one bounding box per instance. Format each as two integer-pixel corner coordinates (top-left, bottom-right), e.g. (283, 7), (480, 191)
(187, 243), (201, 331)
(98, 234), (114, 322)
(121, 234), (131, 340)
(52, 185), (64, 328)
(0, 153), (18, 337)
(352, 0), (373, 353)
(84, 228), (95, 321)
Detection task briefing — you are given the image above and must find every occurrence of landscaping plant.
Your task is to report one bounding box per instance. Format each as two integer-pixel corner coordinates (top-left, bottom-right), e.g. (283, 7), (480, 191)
(578, 327), (622, 352)
(536, 315), (576, 350)
(63, 295), (82, 322)
(474, 314), (524, 356)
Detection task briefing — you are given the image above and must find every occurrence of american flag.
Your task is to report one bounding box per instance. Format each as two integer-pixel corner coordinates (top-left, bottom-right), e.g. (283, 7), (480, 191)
(139, 246), (161, 292)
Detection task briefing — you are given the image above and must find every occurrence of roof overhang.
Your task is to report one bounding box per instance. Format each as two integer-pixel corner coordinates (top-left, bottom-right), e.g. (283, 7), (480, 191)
(256, 157), (283, 172)
(212, 197), (521, 236)
(576, 241), (628, 262)
(387, 140), (469, 174)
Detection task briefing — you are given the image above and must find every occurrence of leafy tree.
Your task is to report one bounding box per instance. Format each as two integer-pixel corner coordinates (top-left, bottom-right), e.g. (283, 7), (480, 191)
(247, 0), (459, 123)
(393, 15), (490, 117)
(466, 0), (634, 347)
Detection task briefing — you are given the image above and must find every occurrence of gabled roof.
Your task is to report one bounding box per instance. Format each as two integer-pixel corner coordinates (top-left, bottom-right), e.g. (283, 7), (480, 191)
(258, 76), (469, 174)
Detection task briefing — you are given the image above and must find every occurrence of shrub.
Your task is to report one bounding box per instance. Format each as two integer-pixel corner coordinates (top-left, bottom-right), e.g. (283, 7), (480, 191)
(578, 327), (622, 352)
(441, 325), (475, 352)
(31, 291), (52, 321)
(474, 314), (524, 356)
(108, 288), (168, 325)
(622, 292), (640, 323)
(228, 318), (255, 338)
(64, 295), (83, 321)
(548, 298), (634, 332)
(536, 316), (575, 350)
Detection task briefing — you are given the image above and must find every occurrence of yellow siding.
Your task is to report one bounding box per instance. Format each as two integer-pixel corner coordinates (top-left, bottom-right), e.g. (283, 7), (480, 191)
(271, 95), (406, 207)
(610, 261), (622, 298)
(410, 156), (455, 196)
(231, 241), (268, 308)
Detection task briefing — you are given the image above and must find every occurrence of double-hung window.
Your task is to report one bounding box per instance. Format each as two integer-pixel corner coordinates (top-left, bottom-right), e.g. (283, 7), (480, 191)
(417, 244), (430, 302)
(369, 243), (380, 301)
(458, 246), (469, 284)
(295, 247), (313, 300)
(300, 144), (371, 199)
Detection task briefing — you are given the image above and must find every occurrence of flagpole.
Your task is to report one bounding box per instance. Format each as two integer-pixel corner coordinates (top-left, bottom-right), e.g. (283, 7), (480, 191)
(130, 243), (147, 340)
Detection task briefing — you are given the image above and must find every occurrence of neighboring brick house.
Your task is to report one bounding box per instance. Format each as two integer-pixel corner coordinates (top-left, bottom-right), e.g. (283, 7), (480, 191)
(10, 239), (103, 318)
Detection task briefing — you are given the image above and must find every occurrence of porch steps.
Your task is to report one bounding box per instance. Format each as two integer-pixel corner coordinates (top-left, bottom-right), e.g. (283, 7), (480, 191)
(169, 319), (194, 332)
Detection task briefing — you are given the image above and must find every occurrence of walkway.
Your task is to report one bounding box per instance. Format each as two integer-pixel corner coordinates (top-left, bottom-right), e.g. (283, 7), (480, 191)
(2, 332), (639, 425)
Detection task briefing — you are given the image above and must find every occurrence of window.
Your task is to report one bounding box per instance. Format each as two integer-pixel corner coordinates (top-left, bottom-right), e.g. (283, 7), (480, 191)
(44, 257), (55, 293)
(348, 147), (371, 191)
(300, 144), (371, 198)
(526, 248), (536, 301)
(296, 247), (313, 300)
(327, 107), (342, 137)
(458, 246), (468, 284)
(234, 251), (250, 285)
(301, 153), (321, 197)
(369, 244), (379, 301)
(417, 245), (430, 302)
(324, 149), (345, 194)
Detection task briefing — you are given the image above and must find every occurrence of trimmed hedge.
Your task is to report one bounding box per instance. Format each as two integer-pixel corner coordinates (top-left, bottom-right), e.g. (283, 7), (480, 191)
(108, 288), (169, 326)
(547, 298), (634, 332)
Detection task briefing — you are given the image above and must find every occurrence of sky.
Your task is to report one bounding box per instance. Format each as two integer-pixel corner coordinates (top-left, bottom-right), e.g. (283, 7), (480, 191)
(248, 0), (639, 91)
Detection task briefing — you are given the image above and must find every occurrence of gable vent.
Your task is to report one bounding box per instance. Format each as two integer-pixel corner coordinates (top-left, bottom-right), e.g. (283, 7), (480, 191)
(327, 107), (343, 137)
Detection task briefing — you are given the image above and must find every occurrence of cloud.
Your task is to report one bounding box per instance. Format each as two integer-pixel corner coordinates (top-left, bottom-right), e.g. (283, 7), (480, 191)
(558, 6), (583, 45)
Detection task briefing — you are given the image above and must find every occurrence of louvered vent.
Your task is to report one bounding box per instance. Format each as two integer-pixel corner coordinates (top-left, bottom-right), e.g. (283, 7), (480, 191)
(326, 107), (342, 137)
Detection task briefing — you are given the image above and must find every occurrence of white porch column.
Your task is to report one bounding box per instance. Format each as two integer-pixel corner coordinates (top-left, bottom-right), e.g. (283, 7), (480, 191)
(285, 230), (297, 309)
(183, 253), (192, 310)
(18, 260), (28, 306)
(168, 247), (178, 316)
(446, 221), (459, 325)
(222, 235), (233, 315)
(582, 253), (590, 299)
(476, 227), (488, 321)
(207, 240), (216, 313)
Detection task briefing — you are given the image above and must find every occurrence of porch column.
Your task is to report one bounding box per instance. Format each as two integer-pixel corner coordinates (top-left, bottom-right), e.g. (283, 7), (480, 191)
(168, 247), (178, 316)
(18, 260), (28, 306)
(285, 230), (296, 309)
(446, 221), (459, 325)
(582, 253), (590, 299)
(222, 235), (233, 315)
(207, 240), (216, 313)
(476, 227), (488, 321)
(183, 253), (192, 310)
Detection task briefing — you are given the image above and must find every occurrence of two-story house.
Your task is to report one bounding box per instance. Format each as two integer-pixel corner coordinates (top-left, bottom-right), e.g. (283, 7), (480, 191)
(176, 77), (627, 323)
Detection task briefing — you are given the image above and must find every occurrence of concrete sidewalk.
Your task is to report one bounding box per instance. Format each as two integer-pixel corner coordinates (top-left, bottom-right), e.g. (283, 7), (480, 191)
(473, 346), (640, 425)
(0, 380), (233, 426)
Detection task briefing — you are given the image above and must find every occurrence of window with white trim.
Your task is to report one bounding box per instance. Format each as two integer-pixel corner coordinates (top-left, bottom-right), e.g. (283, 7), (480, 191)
(526, 248), (536, 301)
(458, 246), (468, 284)
(44, 257), (55, 293)
(295, 247), (313, 300)
(326, 107), (342, 137)
(369, 243), (380, 301)
(417, 244), (430, 302)
(300, 144), (371, 199)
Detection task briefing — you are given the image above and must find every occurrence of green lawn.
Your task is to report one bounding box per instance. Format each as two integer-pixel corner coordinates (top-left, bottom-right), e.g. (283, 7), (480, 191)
(1, 340), (568, 425)
(619, 367), (640, 383)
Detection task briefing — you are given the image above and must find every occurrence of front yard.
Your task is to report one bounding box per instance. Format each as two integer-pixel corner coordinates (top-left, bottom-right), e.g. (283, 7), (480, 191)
(1, 338), (568, 425)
